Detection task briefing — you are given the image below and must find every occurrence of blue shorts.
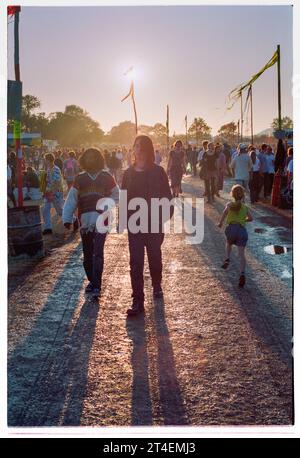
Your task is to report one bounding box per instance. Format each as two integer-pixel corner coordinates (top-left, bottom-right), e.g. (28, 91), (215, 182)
(225, 224), (248, 247)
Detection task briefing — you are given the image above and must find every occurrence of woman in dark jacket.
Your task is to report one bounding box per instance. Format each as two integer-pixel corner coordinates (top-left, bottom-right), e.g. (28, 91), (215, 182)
(121, 135), (173, 316)
(200, 142), (218, 203)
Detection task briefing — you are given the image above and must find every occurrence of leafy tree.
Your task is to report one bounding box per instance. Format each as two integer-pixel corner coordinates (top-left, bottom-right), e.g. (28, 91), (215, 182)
(107, 121), (136, 145)
(188, 117), (211, 144)
(217, 122), (237, 144)
(271, 116), (293, 130)
(22, 94), (41, 117)
(151, 123), (167, 144)
(46, 105), (104, 146)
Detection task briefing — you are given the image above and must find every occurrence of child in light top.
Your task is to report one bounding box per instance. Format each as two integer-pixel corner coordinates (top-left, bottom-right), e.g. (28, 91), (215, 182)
(217, 185), (253, 287)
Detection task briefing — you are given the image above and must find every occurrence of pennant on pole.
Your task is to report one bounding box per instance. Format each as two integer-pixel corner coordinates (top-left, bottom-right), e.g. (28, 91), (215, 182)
(227, 49), (278, 110)
(121, 81), (134, 102)
(8, 6), (21, 16)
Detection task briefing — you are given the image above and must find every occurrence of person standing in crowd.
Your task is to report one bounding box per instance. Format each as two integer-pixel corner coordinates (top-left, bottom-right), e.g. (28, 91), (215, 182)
(230, 143), (253, 191)
(274, 138), (286, 173)
(199, 142), (218, 203)
(216, 143), (226, 196)
(8, 151), (17, 188)
(23, 166), (41, 201)
(257, 143), (269, 199)
(266, 145), (275, 196)
(218, 184), (253, 288)
(198, 140), (208, 163)
(42, 153), (64, 235)
(248, 146), (261, 204)
(121, 135), (173, 317)
(167, 140), (186, 198)
(63, 150), (79, 192)
(285, 147), (293, 169)
(185, 144), (193, 174)
(223, 143), (232, 177)
(287, 152), (293, 188)
(154, 149), (162, 166)
(54, 150), (64, 173)
(7, 163), (16, 207)
(63, 148), (119, 300)
(191, 146), (199, 177)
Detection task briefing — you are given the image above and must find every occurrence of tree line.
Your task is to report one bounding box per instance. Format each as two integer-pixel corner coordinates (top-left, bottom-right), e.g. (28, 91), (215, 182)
(7, 94), (293, 147)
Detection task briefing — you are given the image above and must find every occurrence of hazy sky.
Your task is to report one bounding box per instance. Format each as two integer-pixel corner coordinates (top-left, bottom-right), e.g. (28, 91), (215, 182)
(7, 5), (293, 136)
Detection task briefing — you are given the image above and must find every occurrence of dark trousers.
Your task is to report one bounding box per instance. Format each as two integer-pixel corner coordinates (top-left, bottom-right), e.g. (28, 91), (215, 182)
(128, 232), (164, 303)
(249, 171), (260, 203)
(268, 173), (274, 195)
(204, 177), (216, 200)
(258, 172), (269, 198)
(81, 230), (107, 289)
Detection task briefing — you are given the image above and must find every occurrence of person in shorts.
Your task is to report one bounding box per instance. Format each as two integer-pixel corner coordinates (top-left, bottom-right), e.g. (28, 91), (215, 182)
(217, 185), (253, 288)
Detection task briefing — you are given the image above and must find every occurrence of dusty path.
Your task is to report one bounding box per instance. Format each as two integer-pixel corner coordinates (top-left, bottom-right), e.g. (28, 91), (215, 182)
(8, 175), (293, 426)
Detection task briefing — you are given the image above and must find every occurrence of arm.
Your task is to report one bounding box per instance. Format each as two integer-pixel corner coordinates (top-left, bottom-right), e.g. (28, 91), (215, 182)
(246, 208), (253, 222)
(62, 187), (78, 226)
(217, 204), (230, 228)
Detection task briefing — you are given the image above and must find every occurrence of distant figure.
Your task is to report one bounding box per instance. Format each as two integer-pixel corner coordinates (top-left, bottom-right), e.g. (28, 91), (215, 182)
(154, 149), (162, 165)
(63, 150), (79, 191)
(274, 139), (286, 173)
(42, 153), (64, 235)
(167, 140), (185, 197)
(230, 143), (253, 191)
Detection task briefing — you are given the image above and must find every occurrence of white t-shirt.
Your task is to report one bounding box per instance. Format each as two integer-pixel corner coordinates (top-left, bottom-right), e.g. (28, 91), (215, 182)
(287, 159), (293, 174)
(266, 153), (275, 174)
(252, 157), (261, 172)
(7, 164), (12, 181)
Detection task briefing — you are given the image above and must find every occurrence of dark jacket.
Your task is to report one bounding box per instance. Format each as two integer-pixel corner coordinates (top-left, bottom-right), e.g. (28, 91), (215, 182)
(121, 164), (174, 232)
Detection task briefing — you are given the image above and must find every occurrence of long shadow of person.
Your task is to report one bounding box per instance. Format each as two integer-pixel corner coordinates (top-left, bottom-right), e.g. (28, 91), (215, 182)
(8, 243), (101, 426)
(126, 314), (153, 426)
(152, 297), (189, 426)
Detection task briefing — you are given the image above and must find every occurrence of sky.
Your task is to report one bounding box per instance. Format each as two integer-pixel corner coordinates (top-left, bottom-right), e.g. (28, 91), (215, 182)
(7, 5), (293, 136)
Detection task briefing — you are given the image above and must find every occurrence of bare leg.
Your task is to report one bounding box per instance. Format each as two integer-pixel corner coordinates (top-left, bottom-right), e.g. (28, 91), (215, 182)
(237, 246), (246, 273)
(226, 242), (232, 260)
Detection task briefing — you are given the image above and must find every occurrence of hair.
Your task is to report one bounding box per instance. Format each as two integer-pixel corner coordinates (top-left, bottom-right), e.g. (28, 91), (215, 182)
(261, 143), (268, 151)
(45, 153), (55, 163)
(173, 140), (183, 149)
(79, 147), (105, 171)
(133, 135), (155, 166)
(230, 184), (245, 212)
(288, 147), (293, 156)
(250, 149), (257, 165)
(69, 150), (76, 158)
(202, 140), (209, 147)
(207, 142), (214, 149)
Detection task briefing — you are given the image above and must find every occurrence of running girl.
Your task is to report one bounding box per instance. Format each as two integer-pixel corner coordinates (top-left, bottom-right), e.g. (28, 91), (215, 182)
(217, 185), (253, 287)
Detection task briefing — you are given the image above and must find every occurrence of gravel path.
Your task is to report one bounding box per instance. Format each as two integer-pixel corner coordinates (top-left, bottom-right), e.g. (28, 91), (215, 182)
(7, 176), (293, 426)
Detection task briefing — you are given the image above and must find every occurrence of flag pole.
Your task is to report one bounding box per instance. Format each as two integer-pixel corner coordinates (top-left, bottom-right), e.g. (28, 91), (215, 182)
(250, 84), (254, 144)
(240, 92), (243, 143)
(185, 116), (188, 148)
(131, 81), (138, 135)
(237, 120), (240, 144)
(14, 9), (23, 207)
(277, 44), (282, 131)
(166, 105), (169, 152)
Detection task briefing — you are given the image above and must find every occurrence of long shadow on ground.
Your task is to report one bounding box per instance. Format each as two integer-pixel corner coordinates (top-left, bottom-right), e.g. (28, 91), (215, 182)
(8, 244), (99, 426)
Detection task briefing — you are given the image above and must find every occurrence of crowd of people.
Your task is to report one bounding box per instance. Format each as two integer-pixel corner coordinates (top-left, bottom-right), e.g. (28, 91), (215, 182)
(7, 135), (293, 308)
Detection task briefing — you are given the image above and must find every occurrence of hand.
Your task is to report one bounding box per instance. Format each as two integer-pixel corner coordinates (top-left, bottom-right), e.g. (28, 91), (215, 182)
(64, 222), (71, 230)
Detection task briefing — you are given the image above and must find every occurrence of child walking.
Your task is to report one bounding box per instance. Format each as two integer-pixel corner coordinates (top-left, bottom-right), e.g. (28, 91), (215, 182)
(217, 185), (253, 287)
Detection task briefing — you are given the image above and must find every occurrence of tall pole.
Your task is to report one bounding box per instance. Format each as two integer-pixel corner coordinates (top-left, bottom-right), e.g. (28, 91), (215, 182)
(277, 44), (282, 131)
(14, 10), (23, 207)
(185, 115), (188, 148)
(240, 92), (243, 143)
(237, 120), (240, 144)
(131, 81), (138, 135)
(166, 105), (169, 152)
(250, 84), (254, 144)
